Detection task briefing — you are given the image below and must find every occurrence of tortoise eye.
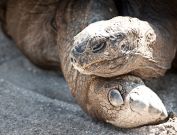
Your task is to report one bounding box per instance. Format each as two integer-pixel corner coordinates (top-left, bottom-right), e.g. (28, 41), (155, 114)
(50, 17), (57, 32)
(92, 42), (106, 53)
(108, 89), (124, 107)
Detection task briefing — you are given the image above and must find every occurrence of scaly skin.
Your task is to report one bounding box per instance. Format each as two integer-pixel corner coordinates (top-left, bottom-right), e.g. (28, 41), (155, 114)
(70, 0), (177, 79)
(4, 0), (168, 128)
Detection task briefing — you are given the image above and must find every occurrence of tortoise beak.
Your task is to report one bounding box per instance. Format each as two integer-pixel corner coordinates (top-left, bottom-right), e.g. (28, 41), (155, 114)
(127, 85), (168, 119)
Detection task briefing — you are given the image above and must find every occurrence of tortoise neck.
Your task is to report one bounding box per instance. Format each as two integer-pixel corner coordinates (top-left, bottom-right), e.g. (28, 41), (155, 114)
(55, 0), (118, 111)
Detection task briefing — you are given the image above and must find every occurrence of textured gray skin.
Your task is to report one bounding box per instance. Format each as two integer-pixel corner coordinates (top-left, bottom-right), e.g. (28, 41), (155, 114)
(0, 23), (177, 135)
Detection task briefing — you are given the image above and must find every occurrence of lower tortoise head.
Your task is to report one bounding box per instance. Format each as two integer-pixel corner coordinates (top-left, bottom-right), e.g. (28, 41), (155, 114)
(85, 75), (168, 128)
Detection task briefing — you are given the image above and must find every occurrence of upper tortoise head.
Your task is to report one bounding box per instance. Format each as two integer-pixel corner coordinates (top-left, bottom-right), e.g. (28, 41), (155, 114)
(70, 17), (169, 79)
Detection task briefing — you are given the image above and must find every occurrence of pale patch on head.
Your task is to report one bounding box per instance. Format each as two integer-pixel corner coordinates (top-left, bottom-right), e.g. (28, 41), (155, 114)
(71, 16), (165, 79)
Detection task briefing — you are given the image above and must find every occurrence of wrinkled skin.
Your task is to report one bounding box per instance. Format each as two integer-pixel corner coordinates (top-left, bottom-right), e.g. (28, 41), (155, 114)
(70, 1), (177, 79)
(2, 0), (175, 128)
(88, 76), (167, 128)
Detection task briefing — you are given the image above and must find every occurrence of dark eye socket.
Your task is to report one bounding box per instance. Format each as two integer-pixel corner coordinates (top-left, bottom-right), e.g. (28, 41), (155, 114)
(50, 17), (57, 32)
(92, 42), (106, 53)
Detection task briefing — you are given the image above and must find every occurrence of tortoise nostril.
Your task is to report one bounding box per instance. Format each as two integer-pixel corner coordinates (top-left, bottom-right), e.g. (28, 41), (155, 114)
(75, 44), (86, 54)
(92, 42), (106, 53)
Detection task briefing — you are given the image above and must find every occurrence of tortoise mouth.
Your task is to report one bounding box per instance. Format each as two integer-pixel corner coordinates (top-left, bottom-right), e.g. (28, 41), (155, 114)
(72, 54), (130, 77)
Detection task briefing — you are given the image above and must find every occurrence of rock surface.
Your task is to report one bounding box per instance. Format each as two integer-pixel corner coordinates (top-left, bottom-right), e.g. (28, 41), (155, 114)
(0, 24), (177, 135)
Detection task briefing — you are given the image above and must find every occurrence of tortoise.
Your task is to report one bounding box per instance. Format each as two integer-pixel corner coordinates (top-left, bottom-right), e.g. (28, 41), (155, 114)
(1, 0), (177, 128)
